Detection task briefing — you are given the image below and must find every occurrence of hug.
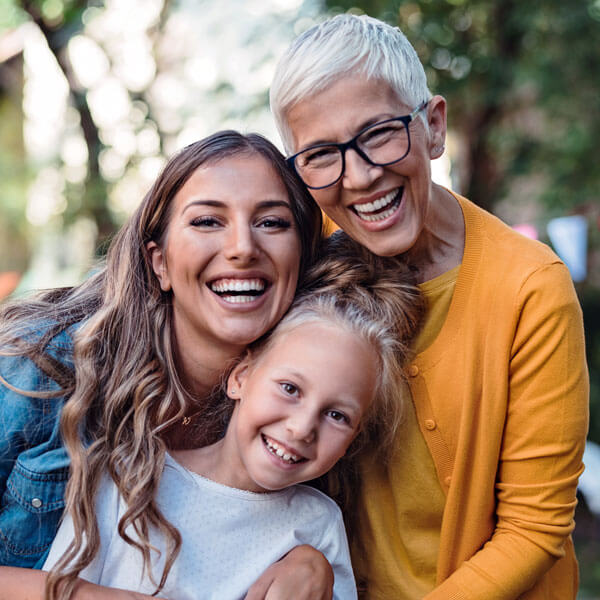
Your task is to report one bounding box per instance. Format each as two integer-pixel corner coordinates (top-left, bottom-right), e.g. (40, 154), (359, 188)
(0, 13), (588, 600)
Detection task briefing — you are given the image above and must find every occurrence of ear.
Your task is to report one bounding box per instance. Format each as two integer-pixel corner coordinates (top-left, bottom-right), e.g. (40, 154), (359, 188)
(146, 241), (171, 292)
(227, 358), (251, 398)
(426, 95), (447, 160)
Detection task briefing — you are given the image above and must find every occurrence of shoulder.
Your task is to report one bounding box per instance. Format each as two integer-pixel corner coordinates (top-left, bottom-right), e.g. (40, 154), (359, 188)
(454, 194), (574, 303)
(288, 484), (344, 520)
(458, 194), (561, 270)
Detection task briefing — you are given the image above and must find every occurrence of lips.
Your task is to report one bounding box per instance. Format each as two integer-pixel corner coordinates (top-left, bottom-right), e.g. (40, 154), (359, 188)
(208, 277), (268, 304)
(261, 434), (306, 464)
(352, 187), (403, 222)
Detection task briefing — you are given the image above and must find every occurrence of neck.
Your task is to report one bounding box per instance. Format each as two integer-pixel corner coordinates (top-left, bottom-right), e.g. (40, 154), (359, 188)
(171, 318), (243, 400)
(404, 184), (465, 283)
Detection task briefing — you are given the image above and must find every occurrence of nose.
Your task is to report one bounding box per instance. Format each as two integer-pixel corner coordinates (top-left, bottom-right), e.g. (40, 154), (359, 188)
(224, 221), (260, 264)
(286, 409), (318, 444)
(342, 148), (383, 190)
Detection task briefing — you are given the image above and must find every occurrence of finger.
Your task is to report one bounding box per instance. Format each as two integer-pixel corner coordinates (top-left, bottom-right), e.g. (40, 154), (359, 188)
(244, 573), (275, 600)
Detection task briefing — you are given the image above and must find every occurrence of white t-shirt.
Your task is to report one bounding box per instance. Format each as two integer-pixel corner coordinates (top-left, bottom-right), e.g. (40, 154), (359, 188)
(44, 454), (357, 600)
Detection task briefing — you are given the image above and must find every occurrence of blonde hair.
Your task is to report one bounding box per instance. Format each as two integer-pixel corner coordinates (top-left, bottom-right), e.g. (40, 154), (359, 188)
(0, 131), (322, 599)
(270, 13), (432, 153)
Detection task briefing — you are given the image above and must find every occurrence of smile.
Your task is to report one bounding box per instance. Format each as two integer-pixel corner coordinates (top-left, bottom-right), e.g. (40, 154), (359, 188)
(209, 278), (268, 304)
(262, 434), (305, 464)
(352, 187), (403, 222)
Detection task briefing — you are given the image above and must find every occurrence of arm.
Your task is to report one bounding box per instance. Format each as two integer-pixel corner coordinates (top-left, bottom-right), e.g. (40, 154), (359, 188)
(0, 567), (164, 600)
(245, 545), (334, 600)
(0, 352), (70, 568)
(428, 263), (589, 599)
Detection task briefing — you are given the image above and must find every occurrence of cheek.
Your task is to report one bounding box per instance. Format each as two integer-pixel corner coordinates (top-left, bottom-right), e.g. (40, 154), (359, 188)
(275, 237), (302, 283)
(310, 188), (338, 212)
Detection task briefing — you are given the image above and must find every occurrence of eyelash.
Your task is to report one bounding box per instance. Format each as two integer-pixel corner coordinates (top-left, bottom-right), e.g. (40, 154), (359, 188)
(257, 217), (292, 229)
(280, 382), (298, 396)
(189, 217), (292, 229)
(190, 216), (221, 227)
(326, 409), (350, 425)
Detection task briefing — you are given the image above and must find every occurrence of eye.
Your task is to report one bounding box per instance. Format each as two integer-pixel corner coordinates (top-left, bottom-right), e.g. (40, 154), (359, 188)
(325, 409), (350, 425)
(297, 146), (340, 169)
(190, 216), (221, 228)
(257, 217), (292, 229)
(280, 382), (299, 396)
(359, 123), (404, 148)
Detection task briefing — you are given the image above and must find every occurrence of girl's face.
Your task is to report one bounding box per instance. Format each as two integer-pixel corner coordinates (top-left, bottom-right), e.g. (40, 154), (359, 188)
(148, 153), (301, 361)
(221, 321), (379, 493)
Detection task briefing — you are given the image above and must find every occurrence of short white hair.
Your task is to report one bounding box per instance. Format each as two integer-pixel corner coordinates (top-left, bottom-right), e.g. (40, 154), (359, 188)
(270, 14), (432, 153)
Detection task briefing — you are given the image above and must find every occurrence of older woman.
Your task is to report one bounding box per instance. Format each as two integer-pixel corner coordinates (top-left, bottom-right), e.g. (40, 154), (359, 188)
(270, 14), (589, 600)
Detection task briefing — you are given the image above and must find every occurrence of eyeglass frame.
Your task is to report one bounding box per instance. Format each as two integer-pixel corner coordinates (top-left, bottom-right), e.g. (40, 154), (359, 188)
(286, 100), (430, 190)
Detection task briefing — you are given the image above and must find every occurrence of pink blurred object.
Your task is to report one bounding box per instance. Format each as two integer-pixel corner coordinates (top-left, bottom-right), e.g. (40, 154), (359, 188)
(512, 223), (539, 240)
(0, 272), (21, 299)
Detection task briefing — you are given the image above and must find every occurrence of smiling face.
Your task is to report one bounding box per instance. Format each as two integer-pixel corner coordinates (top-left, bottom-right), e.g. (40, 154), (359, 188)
(148, 152), (301, 370)
(286, 76), (446, 258)
(220, 321), (379, 493)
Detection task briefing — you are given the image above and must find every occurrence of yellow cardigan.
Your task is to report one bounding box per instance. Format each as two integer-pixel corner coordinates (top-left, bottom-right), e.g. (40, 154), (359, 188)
(360, 195), (589, 599)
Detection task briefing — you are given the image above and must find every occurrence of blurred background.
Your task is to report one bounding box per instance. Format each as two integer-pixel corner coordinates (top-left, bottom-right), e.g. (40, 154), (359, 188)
(0, 0), (598, 595)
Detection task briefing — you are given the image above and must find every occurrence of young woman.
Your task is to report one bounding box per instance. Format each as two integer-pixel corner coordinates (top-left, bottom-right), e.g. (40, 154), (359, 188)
(42, 233), (424, 600)
(270, 13), (589, 600)
(0, 131), (323, 599)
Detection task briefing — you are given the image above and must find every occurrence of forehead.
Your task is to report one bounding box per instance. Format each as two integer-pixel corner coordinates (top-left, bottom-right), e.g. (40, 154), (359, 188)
(286, 76), (408, 151)
(172, 152), (288, 210)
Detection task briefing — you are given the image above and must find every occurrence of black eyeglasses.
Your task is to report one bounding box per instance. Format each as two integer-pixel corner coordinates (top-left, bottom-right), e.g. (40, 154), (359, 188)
(287, 101), (429, 190)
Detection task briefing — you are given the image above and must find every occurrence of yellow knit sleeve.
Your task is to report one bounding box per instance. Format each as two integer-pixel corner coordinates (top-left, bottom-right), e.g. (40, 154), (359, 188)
(426, 261), (589, 600)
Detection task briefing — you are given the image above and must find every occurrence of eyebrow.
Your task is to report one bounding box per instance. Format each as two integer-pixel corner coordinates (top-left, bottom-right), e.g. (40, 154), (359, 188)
(299, 112), (400, 150)
(182, 199), (292, 213)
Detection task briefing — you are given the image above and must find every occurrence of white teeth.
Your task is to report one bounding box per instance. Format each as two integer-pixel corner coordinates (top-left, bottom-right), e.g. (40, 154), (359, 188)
(354, 189), (398, 214)
(262, 435), (302, 464)
(221, 295), (256, 304)
(358, 204), (399, 222)
(210, 278), (265, 293)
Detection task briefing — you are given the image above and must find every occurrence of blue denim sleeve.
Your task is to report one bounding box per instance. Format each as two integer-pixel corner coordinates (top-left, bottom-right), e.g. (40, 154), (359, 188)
(0, 332), (73, 568)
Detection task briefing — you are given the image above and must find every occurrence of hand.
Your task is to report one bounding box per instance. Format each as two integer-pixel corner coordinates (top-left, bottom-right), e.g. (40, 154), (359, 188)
(245, 545), (334, 600)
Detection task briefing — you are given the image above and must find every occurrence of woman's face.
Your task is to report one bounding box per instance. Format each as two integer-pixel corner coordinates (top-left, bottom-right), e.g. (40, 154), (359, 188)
(286, 75), (446, 257)
(149, 152), (301, 359)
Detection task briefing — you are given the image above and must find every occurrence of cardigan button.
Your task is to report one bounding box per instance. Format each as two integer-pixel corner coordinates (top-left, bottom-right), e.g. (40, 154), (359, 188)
(424, 419), (436, 430)
(444, 476), (452, 487)
(408, 364), (419, 377)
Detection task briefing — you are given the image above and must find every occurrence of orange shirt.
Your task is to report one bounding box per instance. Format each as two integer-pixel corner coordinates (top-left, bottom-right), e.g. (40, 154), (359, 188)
(354, 195), (588, 599)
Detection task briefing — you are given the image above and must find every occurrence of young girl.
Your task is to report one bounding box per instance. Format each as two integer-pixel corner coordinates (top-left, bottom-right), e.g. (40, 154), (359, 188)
(42, 233), (424, 600)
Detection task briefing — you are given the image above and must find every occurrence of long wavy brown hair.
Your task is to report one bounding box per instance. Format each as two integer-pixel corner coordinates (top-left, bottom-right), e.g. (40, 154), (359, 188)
(0, 131), (322, 599)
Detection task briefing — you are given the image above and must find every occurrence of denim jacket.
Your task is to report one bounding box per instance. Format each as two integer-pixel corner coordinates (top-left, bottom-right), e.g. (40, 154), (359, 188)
(0, 328), (74, 568)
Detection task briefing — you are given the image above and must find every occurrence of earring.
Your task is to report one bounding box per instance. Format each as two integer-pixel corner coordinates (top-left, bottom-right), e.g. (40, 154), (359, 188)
(229, 387), (237, 397)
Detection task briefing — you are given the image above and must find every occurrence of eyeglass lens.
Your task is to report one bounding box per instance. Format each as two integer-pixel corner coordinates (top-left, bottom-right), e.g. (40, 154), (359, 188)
(294, 119), (410, 189)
